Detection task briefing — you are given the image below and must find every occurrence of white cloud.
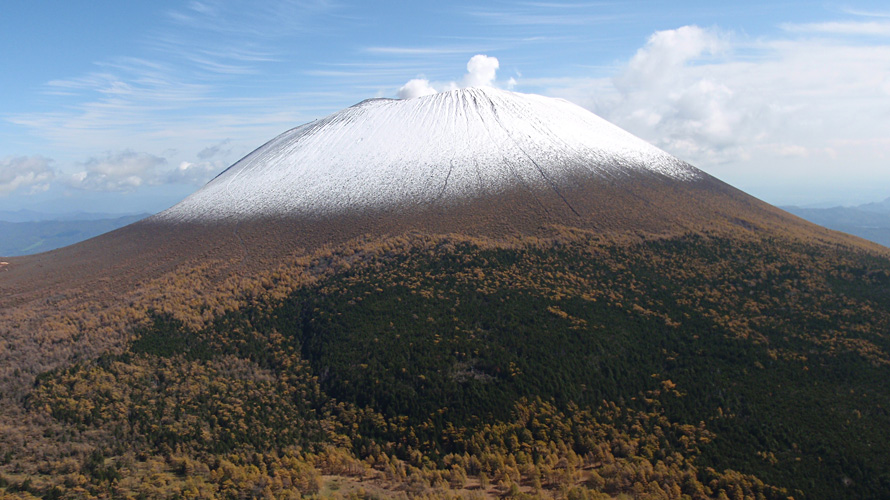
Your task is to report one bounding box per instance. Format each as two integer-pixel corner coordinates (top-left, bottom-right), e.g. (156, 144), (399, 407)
(167, 160), (224, 185)
(71, 151), (168, 191)
(616, 25), (727, 90)
(69, 149), (226, 191)
(463, 54), (500, 88)
(598, 26), (747, 164)
(541, 24), (890, 204)
(776, 144), (809, 158)
(398, 78), (438, 99)
(781, 21), (890, 36)
(0, 156), (55, 195)
(397, 54), (509, 99)
(842, 8), (890, 18)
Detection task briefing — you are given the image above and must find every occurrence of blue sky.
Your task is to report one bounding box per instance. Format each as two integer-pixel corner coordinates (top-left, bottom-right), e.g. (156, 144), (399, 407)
(1, 1), (889, 214)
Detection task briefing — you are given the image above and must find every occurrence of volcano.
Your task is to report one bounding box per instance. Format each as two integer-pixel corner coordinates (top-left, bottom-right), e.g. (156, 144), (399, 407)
(0, 87), (868, 368)
(2, 88), (889, 500)
(2, 88), (833, 311)
(153, 87), (792, 236)
(0, 87), (869, 355)
(159, 88), (700, 222)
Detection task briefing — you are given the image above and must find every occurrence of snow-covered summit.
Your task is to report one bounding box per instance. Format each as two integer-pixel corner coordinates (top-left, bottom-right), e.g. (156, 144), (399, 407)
(157, 87), (701, 222)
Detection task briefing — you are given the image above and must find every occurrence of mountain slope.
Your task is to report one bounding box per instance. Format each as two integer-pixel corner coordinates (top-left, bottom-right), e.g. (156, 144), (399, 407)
(15, 230), (890, 499)
(0, 214), (148, 256)
(1, 88), (889, 499)
(158, 88), (699, 222)
(1, 89), (866, 314)
(151, 87), (833, 248)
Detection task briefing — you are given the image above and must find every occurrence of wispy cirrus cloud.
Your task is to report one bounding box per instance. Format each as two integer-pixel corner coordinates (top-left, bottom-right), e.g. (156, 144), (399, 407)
(11, 60), (213, 155)
(364, 46), (486, 56)
(31, 0), (343, 123)
(781, 20), (890, 36)
(152, 0), (341, 79)
(6, 0), (349, 200)
(164, 0), (337, 38)
(43, 59), (211, 106)
(840, 7), (890, 18)
(468, 9), (621, 26)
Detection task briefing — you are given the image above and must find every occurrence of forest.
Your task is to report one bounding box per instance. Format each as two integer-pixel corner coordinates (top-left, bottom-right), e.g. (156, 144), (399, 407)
(2, 228), (889, 499)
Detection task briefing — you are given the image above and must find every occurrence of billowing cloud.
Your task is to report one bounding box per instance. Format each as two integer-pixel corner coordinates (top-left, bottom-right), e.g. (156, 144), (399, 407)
(463, 54), (500, 88)
(546, 23), (890, 203)
(622, 26), (726, 83)
(398, 78), (438, 99)
(0, 156), (55, 195)
(600, 26), (745, 163)
(397, 54), (508, 99)
(70, 150), (168, 191)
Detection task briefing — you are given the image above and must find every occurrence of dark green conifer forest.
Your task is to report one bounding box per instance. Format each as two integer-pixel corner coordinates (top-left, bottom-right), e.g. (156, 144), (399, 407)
(5, 230), (889, 499)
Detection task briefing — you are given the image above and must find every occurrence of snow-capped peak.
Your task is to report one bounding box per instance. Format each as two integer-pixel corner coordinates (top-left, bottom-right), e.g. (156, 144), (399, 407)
(157, 87), (701, 222)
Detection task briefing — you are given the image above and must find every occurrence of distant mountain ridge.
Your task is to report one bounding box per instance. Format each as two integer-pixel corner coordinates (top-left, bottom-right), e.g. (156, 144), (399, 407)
(0, 209), (148, 223)
(0, 213), (149, 256)
(783, 197), (890, 247)
(857, 196), (890, 214)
